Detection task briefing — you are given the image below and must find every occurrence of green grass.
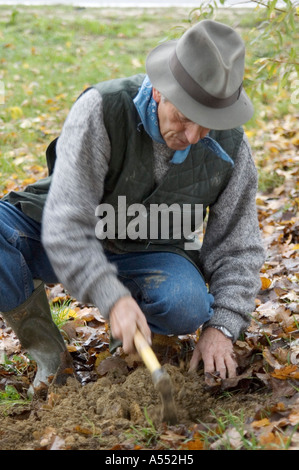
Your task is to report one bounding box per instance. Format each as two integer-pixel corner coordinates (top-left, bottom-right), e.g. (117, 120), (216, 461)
(257, 169), (285, 193)
(125, 408), (161, 448)
(0, 6), (184, 193)
(0, 384), (25, 403)
(0, 385), (31, 415)
(196, 408), (298, 450)
(124, 405), (298, 450)
(0, 4), (297, 194)
(50, 300), (74, 330)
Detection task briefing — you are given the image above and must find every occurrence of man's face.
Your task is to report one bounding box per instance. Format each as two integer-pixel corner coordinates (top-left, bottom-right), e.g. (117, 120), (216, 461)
(152, 88), (210, 151)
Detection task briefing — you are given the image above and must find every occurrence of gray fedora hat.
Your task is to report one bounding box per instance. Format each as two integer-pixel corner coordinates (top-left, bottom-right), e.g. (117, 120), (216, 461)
(146, 20), (253, 130)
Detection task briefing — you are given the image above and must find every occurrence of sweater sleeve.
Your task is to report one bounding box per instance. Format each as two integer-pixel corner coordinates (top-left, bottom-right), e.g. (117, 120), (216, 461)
(41, 88), (131, 319)
(198, 134), (265, 341)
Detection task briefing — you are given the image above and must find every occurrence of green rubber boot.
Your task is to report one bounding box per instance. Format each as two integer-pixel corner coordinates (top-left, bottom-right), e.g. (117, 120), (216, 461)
(1, 281), (74, 391)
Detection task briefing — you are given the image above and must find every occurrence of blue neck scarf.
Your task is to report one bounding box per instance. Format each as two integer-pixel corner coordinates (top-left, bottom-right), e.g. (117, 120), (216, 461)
(133, 75), (234, 166)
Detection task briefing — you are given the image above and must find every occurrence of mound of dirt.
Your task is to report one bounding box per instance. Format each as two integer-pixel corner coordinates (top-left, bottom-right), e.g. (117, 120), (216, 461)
(0, 362), (270, 450)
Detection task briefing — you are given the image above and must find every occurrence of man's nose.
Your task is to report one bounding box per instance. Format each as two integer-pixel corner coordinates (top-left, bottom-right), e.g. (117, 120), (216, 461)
(185, 124), (209, 144)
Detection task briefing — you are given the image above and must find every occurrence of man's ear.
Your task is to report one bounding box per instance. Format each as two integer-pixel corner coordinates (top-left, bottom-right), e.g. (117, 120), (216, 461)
(152, 88), (161, 103)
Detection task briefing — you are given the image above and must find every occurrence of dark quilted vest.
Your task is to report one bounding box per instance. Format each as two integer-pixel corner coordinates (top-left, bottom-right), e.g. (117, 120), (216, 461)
(94, 75), (243, 266)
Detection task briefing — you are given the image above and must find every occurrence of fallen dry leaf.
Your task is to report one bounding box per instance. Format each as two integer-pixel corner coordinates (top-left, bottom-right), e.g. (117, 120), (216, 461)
(288, 411), (299, 426)
(251, 418), (271, 428)
(261, 277), (272, 290)
(95, 356), (129, 376)
(258, 431), (289, 449)
(271, 365), (299, 380)
(210, 427), (244, 450)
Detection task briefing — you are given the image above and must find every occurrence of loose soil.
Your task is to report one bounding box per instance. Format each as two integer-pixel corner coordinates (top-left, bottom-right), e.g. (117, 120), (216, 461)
(0, 338), (273, 451)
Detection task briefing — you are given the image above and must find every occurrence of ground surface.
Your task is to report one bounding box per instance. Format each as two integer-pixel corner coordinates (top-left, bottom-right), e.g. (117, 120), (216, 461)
(0, 4), (298, 451)
(0, 334), (275, 450)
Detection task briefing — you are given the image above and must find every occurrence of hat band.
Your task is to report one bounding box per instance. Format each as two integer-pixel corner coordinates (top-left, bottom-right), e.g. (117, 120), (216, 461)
(169, 50), (243, 109)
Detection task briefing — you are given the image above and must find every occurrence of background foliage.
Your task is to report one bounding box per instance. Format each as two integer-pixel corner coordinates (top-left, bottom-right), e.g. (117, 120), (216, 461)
(0, 2), (298, 450)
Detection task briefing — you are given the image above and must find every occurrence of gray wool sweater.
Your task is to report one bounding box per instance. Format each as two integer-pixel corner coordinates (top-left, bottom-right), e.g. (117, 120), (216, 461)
(42, 88), (265, 342)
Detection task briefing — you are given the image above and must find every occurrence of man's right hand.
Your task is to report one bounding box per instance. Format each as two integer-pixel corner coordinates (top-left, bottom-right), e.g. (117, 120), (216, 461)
(109, 295), (152, 353)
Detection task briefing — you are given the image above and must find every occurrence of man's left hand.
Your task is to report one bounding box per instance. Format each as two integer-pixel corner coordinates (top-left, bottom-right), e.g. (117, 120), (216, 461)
(189, 327), (237, 380)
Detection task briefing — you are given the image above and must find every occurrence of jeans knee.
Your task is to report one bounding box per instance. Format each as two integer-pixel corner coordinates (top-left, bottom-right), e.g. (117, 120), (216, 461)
(143, 276), (214, 336)
(113, 252), (214, 336)
(168, 283), (213, 333)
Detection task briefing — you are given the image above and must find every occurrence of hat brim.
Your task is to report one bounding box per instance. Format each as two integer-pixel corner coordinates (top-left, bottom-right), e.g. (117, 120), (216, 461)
(146, 40), (254, 130)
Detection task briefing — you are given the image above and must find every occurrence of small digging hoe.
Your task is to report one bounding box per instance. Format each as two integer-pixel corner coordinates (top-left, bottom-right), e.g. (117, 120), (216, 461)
(134, 329), (178, 425)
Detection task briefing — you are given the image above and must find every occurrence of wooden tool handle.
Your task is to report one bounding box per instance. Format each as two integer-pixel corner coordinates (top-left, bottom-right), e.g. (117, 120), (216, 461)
(134, 329), (161, 375)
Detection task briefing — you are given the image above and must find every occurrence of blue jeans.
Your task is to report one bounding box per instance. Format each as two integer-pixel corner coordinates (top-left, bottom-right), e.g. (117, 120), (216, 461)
(0, 201), (214, 334)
